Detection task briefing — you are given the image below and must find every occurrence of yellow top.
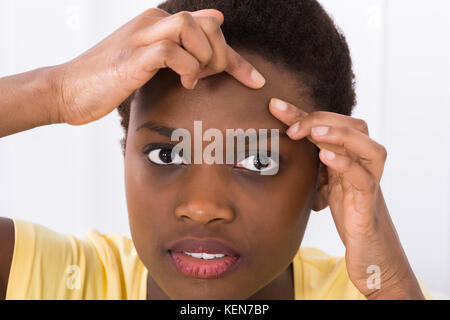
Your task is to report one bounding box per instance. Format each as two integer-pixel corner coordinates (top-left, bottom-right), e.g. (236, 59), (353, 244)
(6, 218), (432, 300)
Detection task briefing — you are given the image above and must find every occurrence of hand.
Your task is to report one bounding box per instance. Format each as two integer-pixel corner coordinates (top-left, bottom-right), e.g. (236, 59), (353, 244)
(49, 8), (266, 126)
(269, 98), (425, 299)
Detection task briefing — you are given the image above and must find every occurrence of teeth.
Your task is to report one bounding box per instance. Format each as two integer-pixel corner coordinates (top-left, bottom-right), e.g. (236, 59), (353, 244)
(183, 251), (226, 259)
(189, 252), (203, 259)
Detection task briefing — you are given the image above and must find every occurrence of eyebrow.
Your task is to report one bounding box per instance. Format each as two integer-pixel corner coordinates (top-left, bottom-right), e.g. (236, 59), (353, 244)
(136, 120), (290, 139)
(136, 120), (176, 137)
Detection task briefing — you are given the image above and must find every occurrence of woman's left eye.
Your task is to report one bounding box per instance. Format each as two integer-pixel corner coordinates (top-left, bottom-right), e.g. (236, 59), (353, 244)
(147, 147), (185, 166)
(235, 153), (279, 174)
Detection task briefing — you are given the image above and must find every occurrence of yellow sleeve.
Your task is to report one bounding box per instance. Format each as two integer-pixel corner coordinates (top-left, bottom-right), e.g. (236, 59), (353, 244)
(294, 247), (366, 300)
(294, 247), (432, 300)
(5, 218), (147, 300)
(417, 278), (433, 300)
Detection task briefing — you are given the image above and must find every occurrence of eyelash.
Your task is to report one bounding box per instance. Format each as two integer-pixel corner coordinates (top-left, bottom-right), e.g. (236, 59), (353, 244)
(142, 143), (283, 173)
(142, 143), (183, 166)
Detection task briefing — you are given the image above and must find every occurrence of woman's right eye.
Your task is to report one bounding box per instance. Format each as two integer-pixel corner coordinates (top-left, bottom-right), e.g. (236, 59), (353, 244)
(147, 147), (185, 166)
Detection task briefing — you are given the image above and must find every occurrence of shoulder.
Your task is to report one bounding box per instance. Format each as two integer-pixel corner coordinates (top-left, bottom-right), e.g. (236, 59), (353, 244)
(0, 217), (14, 300)
(6, 219), (147, 299)
(292, 247), (366, 300)
(83, 229), (148, 297)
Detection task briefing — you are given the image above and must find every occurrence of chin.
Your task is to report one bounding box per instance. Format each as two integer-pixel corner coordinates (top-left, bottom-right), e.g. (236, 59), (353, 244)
(165, 281), (250, 300)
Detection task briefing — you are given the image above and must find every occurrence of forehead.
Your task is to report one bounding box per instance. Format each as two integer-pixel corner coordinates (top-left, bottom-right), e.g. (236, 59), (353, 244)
(129, 50), (313, 131)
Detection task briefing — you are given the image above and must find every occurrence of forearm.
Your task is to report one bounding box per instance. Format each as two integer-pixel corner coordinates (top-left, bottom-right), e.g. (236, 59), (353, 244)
(0, 66), (61, 138)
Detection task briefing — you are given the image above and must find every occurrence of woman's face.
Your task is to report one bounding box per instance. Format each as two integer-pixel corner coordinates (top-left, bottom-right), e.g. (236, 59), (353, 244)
(124, 51), (326, 299)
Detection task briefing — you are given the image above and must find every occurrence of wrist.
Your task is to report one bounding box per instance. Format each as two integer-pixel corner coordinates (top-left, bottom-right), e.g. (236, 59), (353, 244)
(41, 65), (66, 125)
(365, 272), (425, 300)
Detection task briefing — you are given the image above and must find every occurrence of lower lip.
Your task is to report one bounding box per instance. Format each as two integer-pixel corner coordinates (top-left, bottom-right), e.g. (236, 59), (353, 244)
(170, 251), (240, 279)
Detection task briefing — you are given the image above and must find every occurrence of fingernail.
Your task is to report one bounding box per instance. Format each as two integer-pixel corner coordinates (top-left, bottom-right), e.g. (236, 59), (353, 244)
(287, 122), (300, 137)
(192, 79), (198, 89)
(312, 126), (329, 136)
(271, 98), (288, 111)
(251, 69), (266, 87)
(323, 149), (335, 161)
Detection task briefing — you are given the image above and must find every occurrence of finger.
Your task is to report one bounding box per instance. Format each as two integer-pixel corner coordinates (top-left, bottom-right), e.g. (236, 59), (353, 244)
(190, 9), (224, 24)
(270, 98), (369, 137)
(269, 98), (308, 126)
(225, 45), (266, 89)
(285, 111), (371, 158)
(131, 39), (201, 89)
(287, 112), (370, 142)
(190, 15), (229, 76)
(319, 148), (377, 196)
(310, 126), (387, 181)
(268, 98), (337, 151)
(268, 98), (366, 153)
(139, 8), (171, 18)
(135, 11), (213, 82)
(135, 10), (265, 89)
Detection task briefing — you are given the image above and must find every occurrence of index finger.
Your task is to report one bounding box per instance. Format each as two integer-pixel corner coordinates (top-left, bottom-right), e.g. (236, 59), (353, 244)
(179, 9), (266, 89)
(224, 46), (266, 89)
(268, 97), (369, 155)
(269, 98), (369, 137)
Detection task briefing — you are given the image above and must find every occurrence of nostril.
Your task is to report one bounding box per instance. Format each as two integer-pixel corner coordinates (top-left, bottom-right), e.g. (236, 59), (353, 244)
(175, 200), (235, 224)
(208, 217), (224, 224)
(178, 214), (192, 221)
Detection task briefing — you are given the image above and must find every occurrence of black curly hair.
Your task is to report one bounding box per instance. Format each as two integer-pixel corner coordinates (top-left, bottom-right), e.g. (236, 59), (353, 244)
(117, 0), (356, 153)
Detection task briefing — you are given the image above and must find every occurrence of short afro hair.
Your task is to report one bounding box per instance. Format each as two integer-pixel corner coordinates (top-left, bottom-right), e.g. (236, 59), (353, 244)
(117, 0), (356, 153)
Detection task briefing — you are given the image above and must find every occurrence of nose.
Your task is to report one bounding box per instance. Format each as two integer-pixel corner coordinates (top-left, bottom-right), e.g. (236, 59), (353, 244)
(174, 166), (235, 225)
(175, 199), (235, 225)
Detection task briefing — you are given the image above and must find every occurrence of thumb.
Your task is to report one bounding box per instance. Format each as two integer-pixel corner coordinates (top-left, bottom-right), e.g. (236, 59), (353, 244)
(190, 9), (224, 25)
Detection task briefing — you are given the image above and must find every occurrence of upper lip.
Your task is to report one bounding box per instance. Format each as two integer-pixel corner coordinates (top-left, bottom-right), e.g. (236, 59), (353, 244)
(168, 237), (241, 257)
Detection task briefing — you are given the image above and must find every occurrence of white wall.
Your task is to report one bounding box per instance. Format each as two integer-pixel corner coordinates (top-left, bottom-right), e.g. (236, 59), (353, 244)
(0, 0), (449, 298)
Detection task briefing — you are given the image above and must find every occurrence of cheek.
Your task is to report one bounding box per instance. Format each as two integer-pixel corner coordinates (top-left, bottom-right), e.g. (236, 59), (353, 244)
(124, 155), (174, 260)
(240, 167), (316, 259)
(246, 186), (312, 256)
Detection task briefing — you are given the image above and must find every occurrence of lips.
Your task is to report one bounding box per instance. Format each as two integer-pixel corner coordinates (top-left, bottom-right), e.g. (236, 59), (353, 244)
(169, 238), (241, 256)
(168, 237), (241, 279)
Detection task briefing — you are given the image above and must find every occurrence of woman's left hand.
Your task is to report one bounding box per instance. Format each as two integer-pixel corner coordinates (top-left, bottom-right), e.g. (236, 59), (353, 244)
(269, 98), (425, 299)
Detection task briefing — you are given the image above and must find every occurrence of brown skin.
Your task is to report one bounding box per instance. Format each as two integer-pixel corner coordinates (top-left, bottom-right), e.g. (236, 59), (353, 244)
(125, 53), (325, 300)
(0, 8), (425, 300)
(272, 101), (425, 299)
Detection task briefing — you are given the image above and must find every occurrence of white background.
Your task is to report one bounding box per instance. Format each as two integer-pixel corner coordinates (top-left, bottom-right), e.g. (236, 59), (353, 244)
(0, 0), (449, 298)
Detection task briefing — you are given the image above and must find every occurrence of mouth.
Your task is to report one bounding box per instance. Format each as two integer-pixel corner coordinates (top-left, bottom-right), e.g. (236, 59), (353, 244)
(168, 237), (242, 279)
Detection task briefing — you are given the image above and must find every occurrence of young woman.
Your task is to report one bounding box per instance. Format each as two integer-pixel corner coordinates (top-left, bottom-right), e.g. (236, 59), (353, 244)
(0, 0), (429, 299)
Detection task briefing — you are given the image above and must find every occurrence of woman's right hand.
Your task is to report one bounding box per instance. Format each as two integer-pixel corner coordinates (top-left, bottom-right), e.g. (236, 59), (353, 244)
(49, 8), (266, 126)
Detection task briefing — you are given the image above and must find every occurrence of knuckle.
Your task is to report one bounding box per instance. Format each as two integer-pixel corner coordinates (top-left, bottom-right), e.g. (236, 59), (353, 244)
(155, 40), (174, 58)
(310, 111), (325, 125)
(378, 144), (388, 161)
(356, 118), (369, 134)
(368, 178), (378, 193)
(201, 47), (214, 65)
(135, 9), (165, 26)
(189, 60), (201, 75)
(144, 8), (164, 16)
(341, 126), (351, 137)
(175, 11), (195, 28)
(211, 57), (228, 71)
(201, 16), (221, 33)
(209, 50), (228, 71)
(342, 157), (354, 173)
(181, 58), (201, 77)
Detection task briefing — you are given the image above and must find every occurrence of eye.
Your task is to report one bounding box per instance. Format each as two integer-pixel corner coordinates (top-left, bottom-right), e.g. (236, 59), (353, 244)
(145, 145), (186, 166)
(235, 152), (279, 174)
